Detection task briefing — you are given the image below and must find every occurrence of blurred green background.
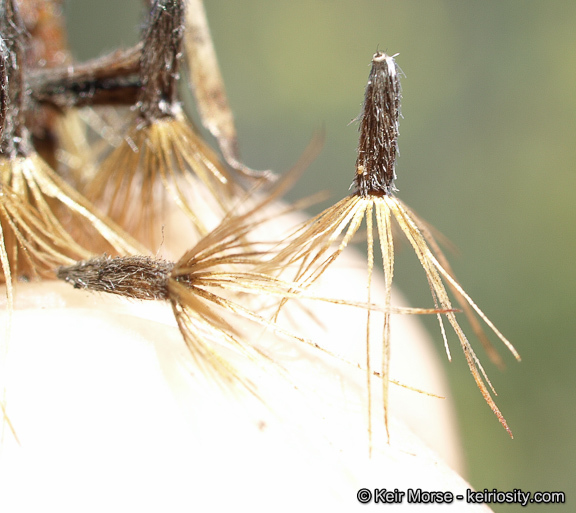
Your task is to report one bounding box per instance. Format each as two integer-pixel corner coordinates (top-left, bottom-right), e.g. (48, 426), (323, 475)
(64, 1), (575, 509)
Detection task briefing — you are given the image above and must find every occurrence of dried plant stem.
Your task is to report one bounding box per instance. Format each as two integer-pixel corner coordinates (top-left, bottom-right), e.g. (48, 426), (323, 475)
(184, 0), (271, 180)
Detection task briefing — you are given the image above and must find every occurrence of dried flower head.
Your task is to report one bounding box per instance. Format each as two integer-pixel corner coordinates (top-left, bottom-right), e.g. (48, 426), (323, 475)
(57, 206), (310, 394)
(83, 0), (247, 249)
(55, 133), (315, 386)
(270, 51), (520, 443)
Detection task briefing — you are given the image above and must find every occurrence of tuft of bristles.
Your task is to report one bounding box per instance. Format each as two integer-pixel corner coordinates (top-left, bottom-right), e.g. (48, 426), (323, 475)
(84, 0), (241, 249)
(268, 51), (520, 448)
(56, 136), (327, 395)
(56, 211), (301, 395)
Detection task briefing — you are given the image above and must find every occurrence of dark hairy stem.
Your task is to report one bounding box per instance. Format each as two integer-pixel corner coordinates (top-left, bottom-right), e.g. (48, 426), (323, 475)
(0, 0), (32, 156)
(138, 0), (185, 122)
(29, 45), (142, 110)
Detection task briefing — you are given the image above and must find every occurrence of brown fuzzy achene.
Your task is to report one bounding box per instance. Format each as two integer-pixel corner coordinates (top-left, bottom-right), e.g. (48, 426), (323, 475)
(354, 52), (401, 197)
(57, 255), (174, 301)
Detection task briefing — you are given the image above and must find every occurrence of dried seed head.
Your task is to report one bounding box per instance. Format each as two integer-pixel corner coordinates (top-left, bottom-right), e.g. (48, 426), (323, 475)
(57, 255), (174, 301)
(354, 51), (401, 197)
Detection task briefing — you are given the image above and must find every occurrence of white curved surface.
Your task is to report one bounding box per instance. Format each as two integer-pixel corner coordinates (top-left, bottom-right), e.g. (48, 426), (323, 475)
(0, 208), (491, 512)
